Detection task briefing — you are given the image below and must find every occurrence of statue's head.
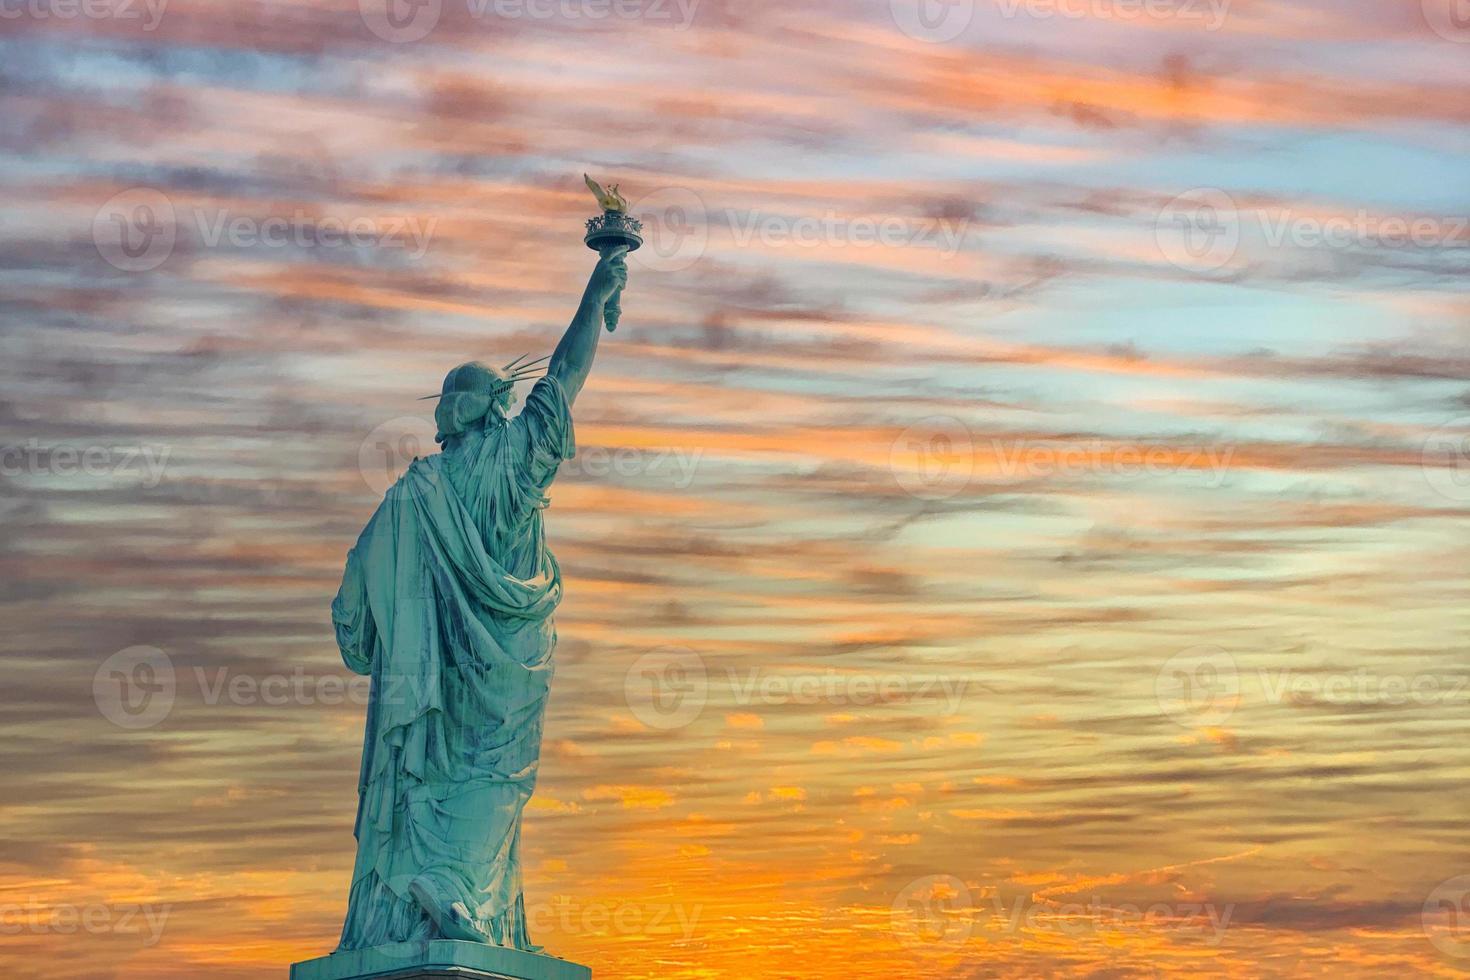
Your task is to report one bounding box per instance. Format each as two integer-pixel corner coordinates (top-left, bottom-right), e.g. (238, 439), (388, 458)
(425, 355), (549, 444)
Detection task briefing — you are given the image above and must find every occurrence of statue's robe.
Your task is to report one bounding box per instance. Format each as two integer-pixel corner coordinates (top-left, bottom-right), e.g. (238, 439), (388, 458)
(330, 376), (575, 952)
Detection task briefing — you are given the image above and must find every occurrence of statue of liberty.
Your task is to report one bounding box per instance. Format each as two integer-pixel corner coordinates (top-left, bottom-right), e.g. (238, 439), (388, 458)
(325, 238), (629, 961)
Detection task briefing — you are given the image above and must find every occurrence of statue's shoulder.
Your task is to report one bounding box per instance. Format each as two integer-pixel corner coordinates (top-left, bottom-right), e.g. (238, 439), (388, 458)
(377, 452), (445, 504)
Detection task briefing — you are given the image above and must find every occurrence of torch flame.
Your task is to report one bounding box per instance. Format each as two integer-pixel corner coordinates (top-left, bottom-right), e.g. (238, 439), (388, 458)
(584, 173), (628, 213)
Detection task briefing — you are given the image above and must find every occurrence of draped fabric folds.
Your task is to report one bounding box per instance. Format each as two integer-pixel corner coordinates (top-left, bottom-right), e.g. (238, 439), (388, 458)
(330, 377), (575, 952)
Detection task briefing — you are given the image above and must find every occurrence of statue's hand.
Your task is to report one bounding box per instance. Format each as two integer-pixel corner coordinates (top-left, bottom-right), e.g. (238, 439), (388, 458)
(588, 245), (629, 305)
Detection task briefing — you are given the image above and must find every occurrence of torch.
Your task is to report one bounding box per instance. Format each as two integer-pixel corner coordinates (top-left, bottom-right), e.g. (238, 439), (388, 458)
(583, 174), (643, 332)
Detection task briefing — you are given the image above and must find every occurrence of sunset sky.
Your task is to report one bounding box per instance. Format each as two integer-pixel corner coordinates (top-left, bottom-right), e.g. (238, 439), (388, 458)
(1, 0), (1468, 977)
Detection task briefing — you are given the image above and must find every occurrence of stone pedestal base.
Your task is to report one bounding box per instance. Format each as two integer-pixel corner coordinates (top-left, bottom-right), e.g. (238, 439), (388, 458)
(290, 940), (591, 980)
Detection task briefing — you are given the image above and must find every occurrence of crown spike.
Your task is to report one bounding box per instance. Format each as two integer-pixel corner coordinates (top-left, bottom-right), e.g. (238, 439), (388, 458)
(508, 353), (551, 372)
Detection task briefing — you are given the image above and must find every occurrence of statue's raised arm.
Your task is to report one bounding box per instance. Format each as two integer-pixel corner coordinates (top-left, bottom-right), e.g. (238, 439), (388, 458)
(548, 245), (627, 406)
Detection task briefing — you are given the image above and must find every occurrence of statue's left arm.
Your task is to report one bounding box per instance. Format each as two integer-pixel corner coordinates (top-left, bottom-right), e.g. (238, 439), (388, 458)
(332, 541), (377, 676)
(548, 245), (628, 406)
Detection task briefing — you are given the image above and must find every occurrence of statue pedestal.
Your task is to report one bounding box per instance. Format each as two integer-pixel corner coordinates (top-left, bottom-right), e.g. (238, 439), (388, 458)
(290, 940), (591, 980)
